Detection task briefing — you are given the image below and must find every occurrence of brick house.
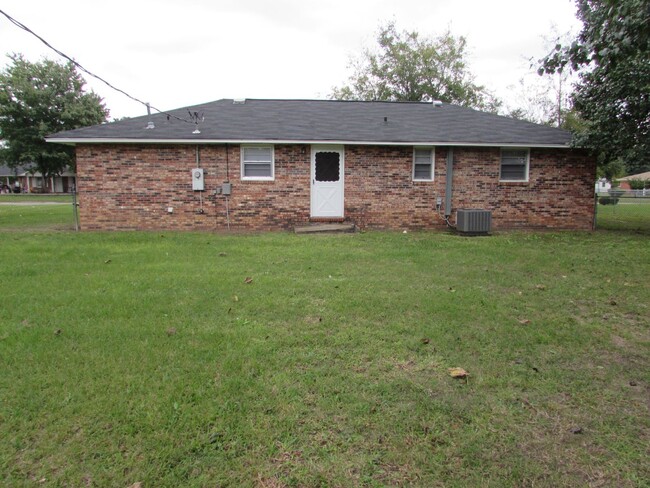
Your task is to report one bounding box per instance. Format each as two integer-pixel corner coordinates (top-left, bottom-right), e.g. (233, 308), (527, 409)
(0, 164), (76, 193)
(47, 99), (596, 231)
(616, 171), (650, 191)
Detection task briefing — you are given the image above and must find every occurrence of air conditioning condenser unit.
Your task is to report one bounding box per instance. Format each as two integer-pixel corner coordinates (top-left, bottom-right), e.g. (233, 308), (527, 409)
(456, 209), (492, 235)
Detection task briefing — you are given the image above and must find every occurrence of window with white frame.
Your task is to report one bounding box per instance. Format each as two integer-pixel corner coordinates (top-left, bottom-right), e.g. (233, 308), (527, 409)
(500, 148), (529, 182)
(413, 148), (434, 181)
(241, 146), (274, 180)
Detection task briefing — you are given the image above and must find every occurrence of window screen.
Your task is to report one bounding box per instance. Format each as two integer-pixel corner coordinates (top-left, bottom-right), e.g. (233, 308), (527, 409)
(315, 152), (340, 182)
(413, 148), (433, 180)
(500, 149), (528, 181)
(242, 146), (273, 179)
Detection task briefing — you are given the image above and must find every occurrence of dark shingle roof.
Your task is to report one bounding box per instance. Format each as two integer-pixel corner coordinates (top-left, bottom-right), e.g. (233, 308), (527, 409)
(0, 164), (34, 177)
(47, 99), (572, 147)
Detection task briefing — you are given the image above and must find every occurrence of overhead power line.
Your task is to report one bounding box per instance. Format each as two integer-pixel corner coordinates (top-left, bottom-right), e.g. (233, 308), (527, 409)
(0, 8), (194, 125)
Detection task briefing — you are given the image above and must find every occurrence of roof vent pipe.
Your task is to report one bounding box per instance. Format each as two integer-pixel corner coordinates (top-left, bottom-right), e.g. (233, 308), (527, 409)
(233, 98), (246, 104)
(433, 100), (443, 107)
(145, 103), (155, 129)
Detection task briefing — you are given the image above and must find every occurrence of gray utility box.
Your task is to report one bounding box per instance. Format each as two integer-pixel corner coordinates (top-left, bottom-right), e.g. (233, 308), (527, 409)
(456, 209), (492, 235)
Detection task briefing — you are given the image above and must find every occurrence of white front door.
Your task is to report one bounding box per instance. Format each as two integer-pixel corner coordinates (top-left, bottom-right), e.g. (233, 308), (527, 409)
(311, 146), (344, 218)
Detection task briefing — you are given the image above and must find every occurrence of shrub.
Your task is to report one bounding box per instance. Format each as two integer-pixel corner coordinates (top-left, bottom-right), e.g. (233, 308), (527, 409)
(628, 179), (650, 190)
(599, 196), (620, 205)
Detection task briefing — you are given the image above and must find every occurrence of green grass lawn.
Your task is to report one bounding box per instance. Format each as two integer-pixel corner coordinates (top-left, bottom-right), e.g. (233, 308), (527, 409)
(597, 198), (650, 232)
(1, 212), (649, 486)
(0, 203), (75, 231)
(0, 194), (73, 203)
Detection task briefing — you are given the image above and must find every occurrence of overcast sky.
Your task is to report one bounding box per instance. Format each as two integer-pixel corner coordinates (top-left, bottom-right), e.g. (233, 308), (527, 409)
(0, 0), (581, 120)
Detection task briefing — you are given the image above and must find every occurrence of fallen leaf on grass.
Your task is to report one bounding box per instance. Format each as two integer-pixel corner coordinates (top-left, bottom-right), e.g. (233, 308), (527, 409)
(448, 367), (469, 378)
(219, 252), (227, 257)
(448, 287), (456, 293)
(535, 284), (546, 291)
(104, 259), (112, 264)
(244, 277), (253, 284)
(233, 295), (239, 302)
(127, 483), (142, 488)
(570, 426), (583, 434)
(166, 328), (176, 336)
(54, 329), (62, 336)
(517, 319), (531, 325)
(421, 338), (430, 344)
(609, 299), (617, 306)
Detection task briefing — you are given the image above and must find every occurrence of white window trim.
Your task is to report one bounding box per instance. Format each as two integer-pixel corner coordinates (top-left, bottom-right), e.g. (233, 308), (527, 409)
(412, 147), (435, 182)
(241, 145), (275, 181)
(499, 147), (530, 182)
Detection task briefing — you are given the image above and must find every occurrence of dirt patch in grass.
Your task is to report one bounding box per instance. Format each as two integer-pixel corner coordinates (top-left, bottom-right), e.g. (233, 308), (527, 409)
(373, 462), (418, 486)
(256, 476), (287, 488)
(611, 334), (630, 349)
(303, 315), (323, 325)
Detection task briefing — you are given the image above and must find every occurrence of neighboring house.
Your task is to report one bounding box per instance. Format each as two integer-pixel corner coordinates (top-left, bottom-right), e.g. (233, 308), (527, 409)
(22, 168), (76, 193)
(0, 164), (29, 191)
(0, 164), (75, 193)
(595, 178), (611, 194)
(616, 171), (650, 190)
(46, 99), (596, 231)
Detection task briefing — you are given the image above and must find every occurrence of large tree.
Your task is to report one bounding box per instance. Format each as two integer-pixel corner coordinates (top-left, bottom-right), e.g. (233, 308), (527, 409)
(506, 74), (575, 128)
(539, 0), (650, 174)
(0, 54), (108, 186)
(331, 22), (500, 112)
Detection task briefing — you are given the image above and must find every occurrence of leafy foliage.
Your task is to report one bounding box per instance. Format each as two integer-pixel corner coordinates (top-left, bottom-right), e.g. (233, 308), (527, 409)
(539, 0), (650, 174)
(628, 179), (650, 190)
(505, 29), (581, 129)
(597, 158), (626, 181)
(0, 54), (108, 182)
(506, 75), (579, 129)
(598, 196), (619, 205)
(332, 22), (500, 112)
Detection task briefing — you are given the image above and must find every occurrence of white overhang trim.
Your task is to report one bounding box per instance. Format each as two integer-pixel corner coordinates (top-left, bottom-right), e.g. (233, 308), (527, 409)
(45, 137), (571, 149)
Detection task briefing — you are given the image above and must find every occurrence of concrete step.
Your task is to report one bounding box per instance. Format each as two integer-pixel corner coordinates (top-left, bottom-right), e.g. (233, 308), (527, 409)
(294, 223), (356, 234)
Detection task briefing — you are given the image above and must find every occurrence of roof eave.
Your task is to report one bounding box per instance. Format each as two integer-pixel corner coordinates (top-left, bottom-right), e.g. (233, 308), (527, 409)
(46, 137), (572, 149)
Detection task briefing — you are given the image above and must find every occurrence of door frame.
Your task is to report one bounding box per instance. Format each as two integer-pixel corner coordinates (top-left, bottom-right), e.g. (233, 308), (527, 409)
(310, 145), (345, 218)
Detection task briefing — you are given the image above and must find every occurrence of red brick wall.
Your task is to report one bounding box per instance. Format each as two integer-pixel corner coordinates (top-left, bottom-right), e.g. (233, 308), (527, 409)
(75, 144), (595, 231)
(450, 147), (596, 230)
(344, 145), (446, 229)
(75, 144), (311, 231)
